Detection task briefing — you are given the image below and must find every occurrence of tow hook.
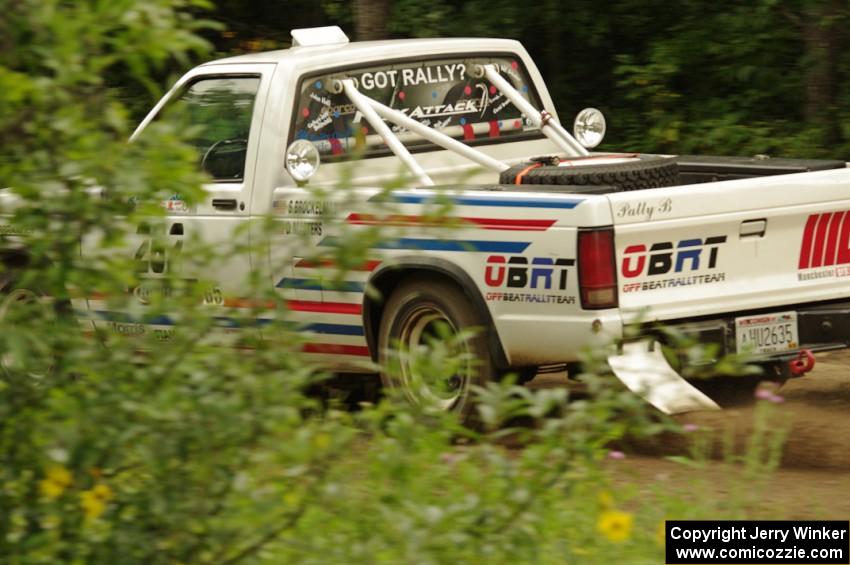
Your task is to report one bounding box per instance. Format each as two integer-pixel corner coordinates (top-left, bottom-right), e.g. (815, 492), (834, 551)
(789, 349), (815, 377)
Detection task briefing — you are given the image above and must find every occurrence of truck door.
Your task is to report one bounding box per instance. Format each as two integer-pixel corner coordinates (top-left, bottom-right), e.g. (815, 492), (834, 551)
(85, 65), (274, 344)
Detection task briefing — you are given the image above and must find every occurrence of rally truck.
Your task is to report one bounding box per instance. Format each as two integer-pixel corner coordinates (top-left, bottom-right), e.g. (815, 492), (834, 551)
(3, 26), (850, 417)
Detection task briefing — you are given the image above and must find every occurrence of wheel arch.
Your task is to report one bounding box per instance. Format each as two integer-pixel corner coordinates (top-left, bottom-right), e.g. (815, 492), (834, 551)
(363, 256), (509, 368)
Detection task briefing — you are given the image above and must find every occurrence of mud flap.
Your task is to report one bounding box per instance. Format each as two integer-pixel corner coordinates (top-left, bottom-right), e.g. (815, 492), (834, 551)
(607, 340), (721, 414)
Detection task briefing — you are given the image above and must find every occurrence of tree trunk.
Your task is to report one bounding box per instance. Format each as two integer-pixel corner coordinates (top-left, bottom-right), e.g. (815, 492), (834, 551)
(802, 1), (845, 144)
(353, 0), (390, 41)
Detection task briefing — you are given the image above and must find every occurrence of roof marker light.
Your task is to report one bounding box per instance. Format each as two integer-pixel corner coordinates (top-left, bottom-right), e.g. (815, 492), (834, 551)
(291, 26), (350, 47)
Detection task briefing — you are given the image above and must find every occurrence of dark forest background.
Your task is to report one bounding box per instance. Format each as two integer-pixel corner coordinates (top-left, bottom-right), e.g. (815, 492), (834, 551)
(132, 0), (850, 158)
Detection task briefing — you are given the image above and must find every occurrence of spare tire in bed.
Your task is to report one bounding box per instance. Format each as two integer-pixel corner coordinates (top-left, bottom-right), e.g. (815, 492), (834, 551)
(500, 154), (680, 192)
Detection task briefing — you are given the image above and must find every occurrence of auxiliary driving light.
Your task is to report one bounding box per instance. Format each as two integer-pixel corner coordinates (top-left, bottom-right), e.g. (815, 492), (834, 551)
(573, 108), (606, 149)
(285, 139), (320, 182)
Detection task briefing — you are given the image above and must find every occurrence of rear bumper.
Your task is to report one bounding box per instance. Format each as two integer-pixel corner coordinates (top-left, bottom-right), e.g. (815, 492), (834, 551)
(633, 299), (850, 367)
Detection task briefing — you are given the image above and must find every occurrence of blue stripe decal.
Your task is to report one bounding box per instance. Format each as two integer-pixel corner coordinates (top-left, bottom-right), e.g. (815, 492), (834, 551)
(87, 311), (364, 336)
(275, 278), (365, 292)
(93, 310), (176, 325)
(320, 236), (529, 254)
(302, 323), (365, 336)
(370, 193), (583, 209)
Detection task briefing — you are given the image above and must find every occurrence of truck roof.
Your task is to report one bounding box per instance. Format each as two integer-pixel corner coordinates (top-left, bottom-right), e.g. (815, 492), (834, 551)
(202, 36), (525, 70)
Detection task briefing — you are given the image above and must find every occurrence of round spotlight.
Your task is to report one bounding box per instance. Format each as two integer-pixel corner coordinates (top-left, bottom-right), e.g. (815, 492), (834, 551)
(285, 140), (320, 182)
(573, 108), (606, 149)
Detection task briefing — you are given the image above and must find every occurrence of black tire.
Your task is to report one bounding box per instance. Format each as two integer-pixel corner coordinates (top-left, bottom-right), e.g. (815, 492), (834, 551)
(378, 276), (496, 420)
(509, 366), (538, 385)
(0, 276), (67, 380)
(500, 154), (680, 192)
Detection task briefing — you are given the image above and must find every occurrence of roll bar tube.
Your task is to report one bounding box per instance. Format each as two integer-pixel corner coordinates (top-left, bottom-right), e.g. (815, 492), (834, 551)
(365, 97), (509, 173)
(474, 64), (589, 157)
(337, 78), (434, 186)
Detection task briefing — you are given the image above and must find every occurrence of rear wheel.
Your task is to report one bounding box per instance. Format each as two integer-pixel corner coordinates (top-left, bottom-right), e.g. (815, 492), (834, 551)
(378, 277), (496, 420)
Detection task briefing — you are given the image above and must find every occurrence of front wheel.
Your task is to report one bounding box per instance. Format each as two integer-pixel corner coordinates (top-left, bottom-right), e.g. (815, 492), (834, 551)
(0, 283), (61, 380)
(378, 277), (496, 420)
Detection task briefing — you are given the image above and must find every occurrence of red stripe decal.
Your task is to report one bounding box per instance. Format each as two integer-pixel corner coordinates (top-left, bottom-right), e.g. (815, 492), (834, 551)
(799, 214), (819, 269)
(838, 212), (850, 265)
(465, 217), (556, 231)
(301, 343), (370, 356)
(287, 300), (361, 315)
(346, 213), (555, 231)
(824, 211), (846, 266)
(488, 120), (500, 138)
(811, 212), (833, 268)
(223, 298), (277, 309)
(462, 124), (475, 140)
(294, 257), (381, 271)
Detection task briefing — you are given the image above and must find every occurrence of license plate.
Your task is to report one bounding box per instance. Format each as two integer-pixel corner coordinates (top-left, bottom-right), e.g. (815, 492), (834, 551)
(735, 311), (798, 355)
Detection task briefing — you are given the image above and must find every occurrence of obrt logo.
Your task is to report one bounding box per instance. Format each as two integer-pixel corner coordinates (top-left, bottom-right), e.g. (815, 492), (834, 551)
(621, 236), (726, 278)
(485, 256), (574, 290)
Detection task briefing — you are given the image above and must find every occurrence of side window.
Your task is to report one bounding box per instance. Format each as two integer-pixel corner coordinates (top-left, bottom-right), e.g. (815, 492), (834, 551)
(291, 56), (541, 160)
(166, 76), (260, 181)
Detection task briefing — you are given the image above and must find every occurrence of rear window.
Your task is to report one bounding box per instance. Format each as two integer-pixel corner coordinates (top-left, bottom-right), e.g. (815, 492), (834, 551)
(291, 55), (543, 160)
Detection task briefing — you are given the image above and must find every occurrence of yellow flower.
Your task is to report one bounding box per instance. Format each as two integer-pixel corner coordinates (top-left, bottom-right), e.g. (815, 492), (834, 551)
(39, 479), (65, 500)
(282, 492), (300, 509)
(313, 433), (331, 450)
(80, 483), (113, 520)
(656, 520), (668, 546)
(47, 466), (73, 487)
(597, 509), (633, 543)
(39, 465), (72, 500)
(80, 491), (106, 520)
(92, 484), (113, 501)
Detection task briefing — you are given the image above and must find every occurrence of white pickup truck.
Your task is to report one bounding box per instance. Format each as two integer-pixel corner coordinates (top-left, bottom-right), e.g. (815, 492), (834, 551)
(4, 26), (850, 417)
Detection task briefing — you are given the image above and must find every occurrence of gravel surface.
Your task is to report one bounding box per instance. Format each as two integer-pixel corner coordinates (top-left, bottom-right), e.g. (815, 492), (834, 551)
(527, 350), (850, 517)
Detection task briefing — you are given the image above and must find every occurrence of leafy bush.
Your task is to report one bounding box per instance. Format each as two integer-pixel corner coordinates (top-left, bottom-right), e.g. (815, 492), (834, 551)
(0, 2), (790, 563)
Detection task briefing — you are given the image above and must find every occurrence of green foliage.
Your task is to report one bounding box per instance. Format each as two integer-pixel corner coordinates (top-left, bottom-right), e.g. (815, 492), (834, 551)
(0, 1), (799, 563)
(214, 0), (850, 158)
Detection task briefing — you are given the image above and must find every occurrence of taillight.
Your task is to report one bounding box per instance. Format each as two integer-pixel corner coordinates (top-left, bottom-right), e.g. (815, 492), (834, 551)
(577, 227), (618, 309)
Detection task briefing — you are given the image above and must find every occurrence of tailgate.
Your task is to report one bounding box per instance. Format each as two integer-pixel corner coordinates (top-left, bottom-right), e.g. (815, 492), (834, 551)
(609, 167), (850, 322)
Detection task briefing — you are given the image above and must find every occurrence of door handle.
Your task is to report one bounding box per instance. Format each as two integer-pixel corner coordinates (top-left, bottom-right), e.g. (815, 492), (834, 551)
(212, 198), (238, 211)
(740, 219), (767, 238)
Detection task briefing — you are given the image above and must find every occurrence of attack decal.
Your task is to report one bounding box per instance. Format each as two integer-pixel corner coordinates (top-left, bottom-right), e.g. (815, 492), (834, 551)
(797, 210), (850, 281)
(484, 255), (577, 305)
(620, 236), (727, 293)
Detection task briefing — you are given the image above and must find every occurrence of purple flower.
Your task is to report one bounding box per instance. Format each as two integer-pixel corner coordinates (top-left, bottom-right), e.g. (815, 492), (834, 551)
(683, 423), (699, 433)
(755, 387), (785, 403)
(607, 450), (626, 460)
(767, 393), (785, 404)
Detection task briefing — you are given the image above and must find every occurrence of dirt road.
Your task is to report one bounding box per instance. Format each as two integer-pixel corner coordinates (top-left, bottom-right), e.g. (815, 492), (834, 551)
(529, 350), (850, 518)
